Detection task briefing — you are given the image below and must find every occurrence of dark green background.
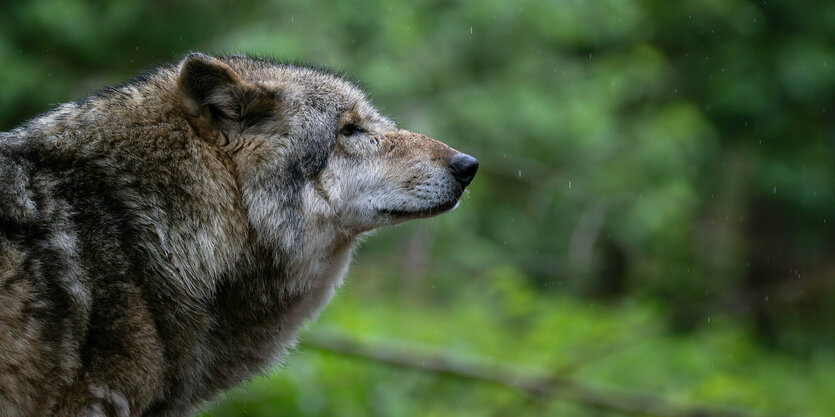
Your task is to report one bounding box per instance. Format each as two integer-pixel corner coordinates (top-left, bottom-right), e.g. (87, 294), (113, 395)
(2, 1), (832, 416)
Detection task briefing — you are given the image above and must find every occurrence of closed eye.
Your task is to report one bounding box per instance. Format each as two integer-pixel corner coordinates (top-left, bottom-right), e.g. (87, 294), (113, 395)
(341, 123), (365, 136)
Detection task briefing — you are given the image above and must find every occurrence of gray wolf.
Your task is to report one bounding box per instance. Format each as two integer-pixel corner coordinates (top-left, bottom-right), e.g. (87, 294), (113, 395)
(0, 53), (478, 416)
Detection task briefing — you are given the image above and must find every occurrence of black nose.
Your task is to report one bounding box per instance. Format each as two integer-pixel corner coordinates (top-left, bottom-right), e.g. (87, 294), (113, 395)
(449, 153), (479, 187)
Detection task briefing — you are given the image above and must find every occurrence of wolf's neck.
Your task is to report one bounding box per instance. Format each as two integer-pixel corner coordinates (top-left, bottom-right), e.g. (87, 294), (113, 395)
(275, 236), (355, 335)
(272, 218), (356, 307)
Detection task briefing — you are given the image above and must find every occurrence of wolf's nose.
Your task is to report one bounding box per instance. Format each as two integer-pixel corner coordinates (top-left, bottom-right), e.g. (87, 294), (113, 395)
(449, 153), (479, 187)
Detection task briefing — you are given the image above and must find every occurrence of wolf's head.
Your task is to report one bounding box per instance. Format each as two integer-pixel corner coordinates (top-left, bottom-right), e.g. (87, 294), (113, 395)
(176, 53), (477, 244)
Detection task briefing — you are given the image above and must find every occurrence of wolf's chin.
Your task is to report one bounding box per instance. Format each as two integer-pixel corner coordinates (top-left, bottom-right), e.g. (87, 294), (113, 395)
(378, 199), (459, 219)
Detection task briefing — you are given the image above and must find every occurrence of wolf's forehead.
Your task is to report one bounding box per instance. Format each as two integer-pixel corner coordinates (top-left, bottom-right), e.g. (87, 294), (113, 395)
(284, 67), (364, 97)
(270, 71), (386, 122)
(230, 59), (365, 101)
(223, 56), (387, 123)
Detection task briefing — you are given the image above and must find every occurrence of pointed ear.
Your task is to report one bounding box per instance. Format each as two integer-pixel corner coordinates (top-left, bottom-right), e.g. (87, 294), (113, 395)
(178, 53), (275, 146)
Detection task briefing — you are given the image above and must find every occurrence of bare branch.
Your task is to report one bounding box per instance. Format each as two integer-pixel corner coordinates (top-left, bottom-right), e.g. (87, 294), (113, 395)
(301, 332), (795, 417)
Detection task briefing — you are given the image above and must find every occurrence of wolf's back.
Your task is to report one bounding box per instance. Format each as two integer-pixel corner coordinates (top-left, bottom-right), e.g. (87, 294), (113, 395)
(0, 143), (79, 415)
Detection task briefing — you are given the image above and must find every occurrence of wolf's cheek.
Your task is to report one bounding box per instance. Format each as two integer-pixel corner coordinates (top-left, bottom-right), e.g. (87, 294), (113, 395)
(315, 158), (388, 230)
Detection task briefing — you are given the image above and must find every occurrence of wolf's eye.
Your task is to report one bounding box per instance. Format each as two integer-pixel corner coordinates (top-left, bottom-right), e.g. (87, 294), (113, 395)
(341, 123), (364, 136)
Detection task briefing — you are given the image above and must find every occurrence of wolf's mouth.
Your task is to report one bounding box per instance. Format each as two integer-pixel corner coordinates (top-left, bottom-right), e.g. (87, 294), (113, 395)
(378, 200), (459, 218)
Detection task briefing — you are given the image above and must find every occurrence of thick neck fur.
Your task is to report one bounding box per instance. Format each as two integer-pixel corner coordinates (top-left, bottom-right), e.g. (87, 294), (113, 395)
(6, 66), (355, 330)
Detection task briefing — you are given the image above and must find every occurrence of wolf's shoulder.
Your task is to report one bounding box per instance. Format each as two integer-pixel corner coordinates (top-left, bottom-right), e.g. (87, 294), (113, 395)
(0, 147), (38, 224)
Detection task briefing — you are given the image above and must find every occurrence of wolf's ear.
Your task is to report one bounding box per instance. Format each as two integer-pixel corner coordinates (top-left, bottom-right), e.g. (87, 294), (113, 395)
(178, 53), (275, 146)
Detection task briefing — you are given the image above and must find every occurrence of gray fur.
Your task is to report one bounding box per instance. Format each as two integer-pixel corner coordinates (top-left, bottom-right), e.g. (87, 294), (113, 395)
(0, 53), (476, 416)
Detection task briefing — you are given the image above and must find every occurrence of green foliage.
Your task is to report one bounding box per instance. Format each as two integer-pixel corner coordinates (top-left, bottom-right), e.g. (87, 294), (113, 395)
(199, 274), (834, 417)
(1, 0), (833, 415)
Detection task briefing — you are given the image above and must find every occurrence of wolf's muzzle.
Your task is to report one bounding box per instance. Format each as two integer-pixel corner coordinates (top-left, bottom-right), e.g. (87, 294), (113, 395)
(449, 153), (479, 187)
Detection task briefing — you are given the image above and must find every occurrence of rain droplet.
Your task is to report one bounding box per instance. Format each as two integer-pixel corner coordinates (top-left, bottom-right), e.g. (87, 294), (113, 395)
(568, 180), (572, 189)
(517, 170), (522, 177)
(470, 26), (473, 34)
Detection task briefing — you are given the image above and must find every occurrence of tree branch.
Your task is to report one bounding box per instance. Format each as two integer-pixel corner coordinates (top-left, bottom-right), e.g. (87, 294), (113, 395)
(301, 332), (794, 417)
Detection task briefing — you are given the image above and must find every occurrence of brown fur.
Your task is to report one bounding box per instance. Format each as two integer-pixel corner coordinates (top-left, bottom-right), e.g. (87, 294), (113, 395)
(0, 53), (477, 416)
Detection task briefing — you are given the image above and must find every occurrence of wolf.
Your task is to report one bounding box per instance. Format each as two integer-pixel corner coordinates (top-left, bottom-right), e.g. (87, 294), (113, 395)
(0, 53), (478, 417)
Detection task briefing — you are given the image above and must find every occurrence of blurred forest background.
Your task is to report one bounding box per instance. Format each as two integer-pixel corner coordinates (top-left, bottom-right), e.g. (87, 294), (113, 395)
(1, 0), (833, 416)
